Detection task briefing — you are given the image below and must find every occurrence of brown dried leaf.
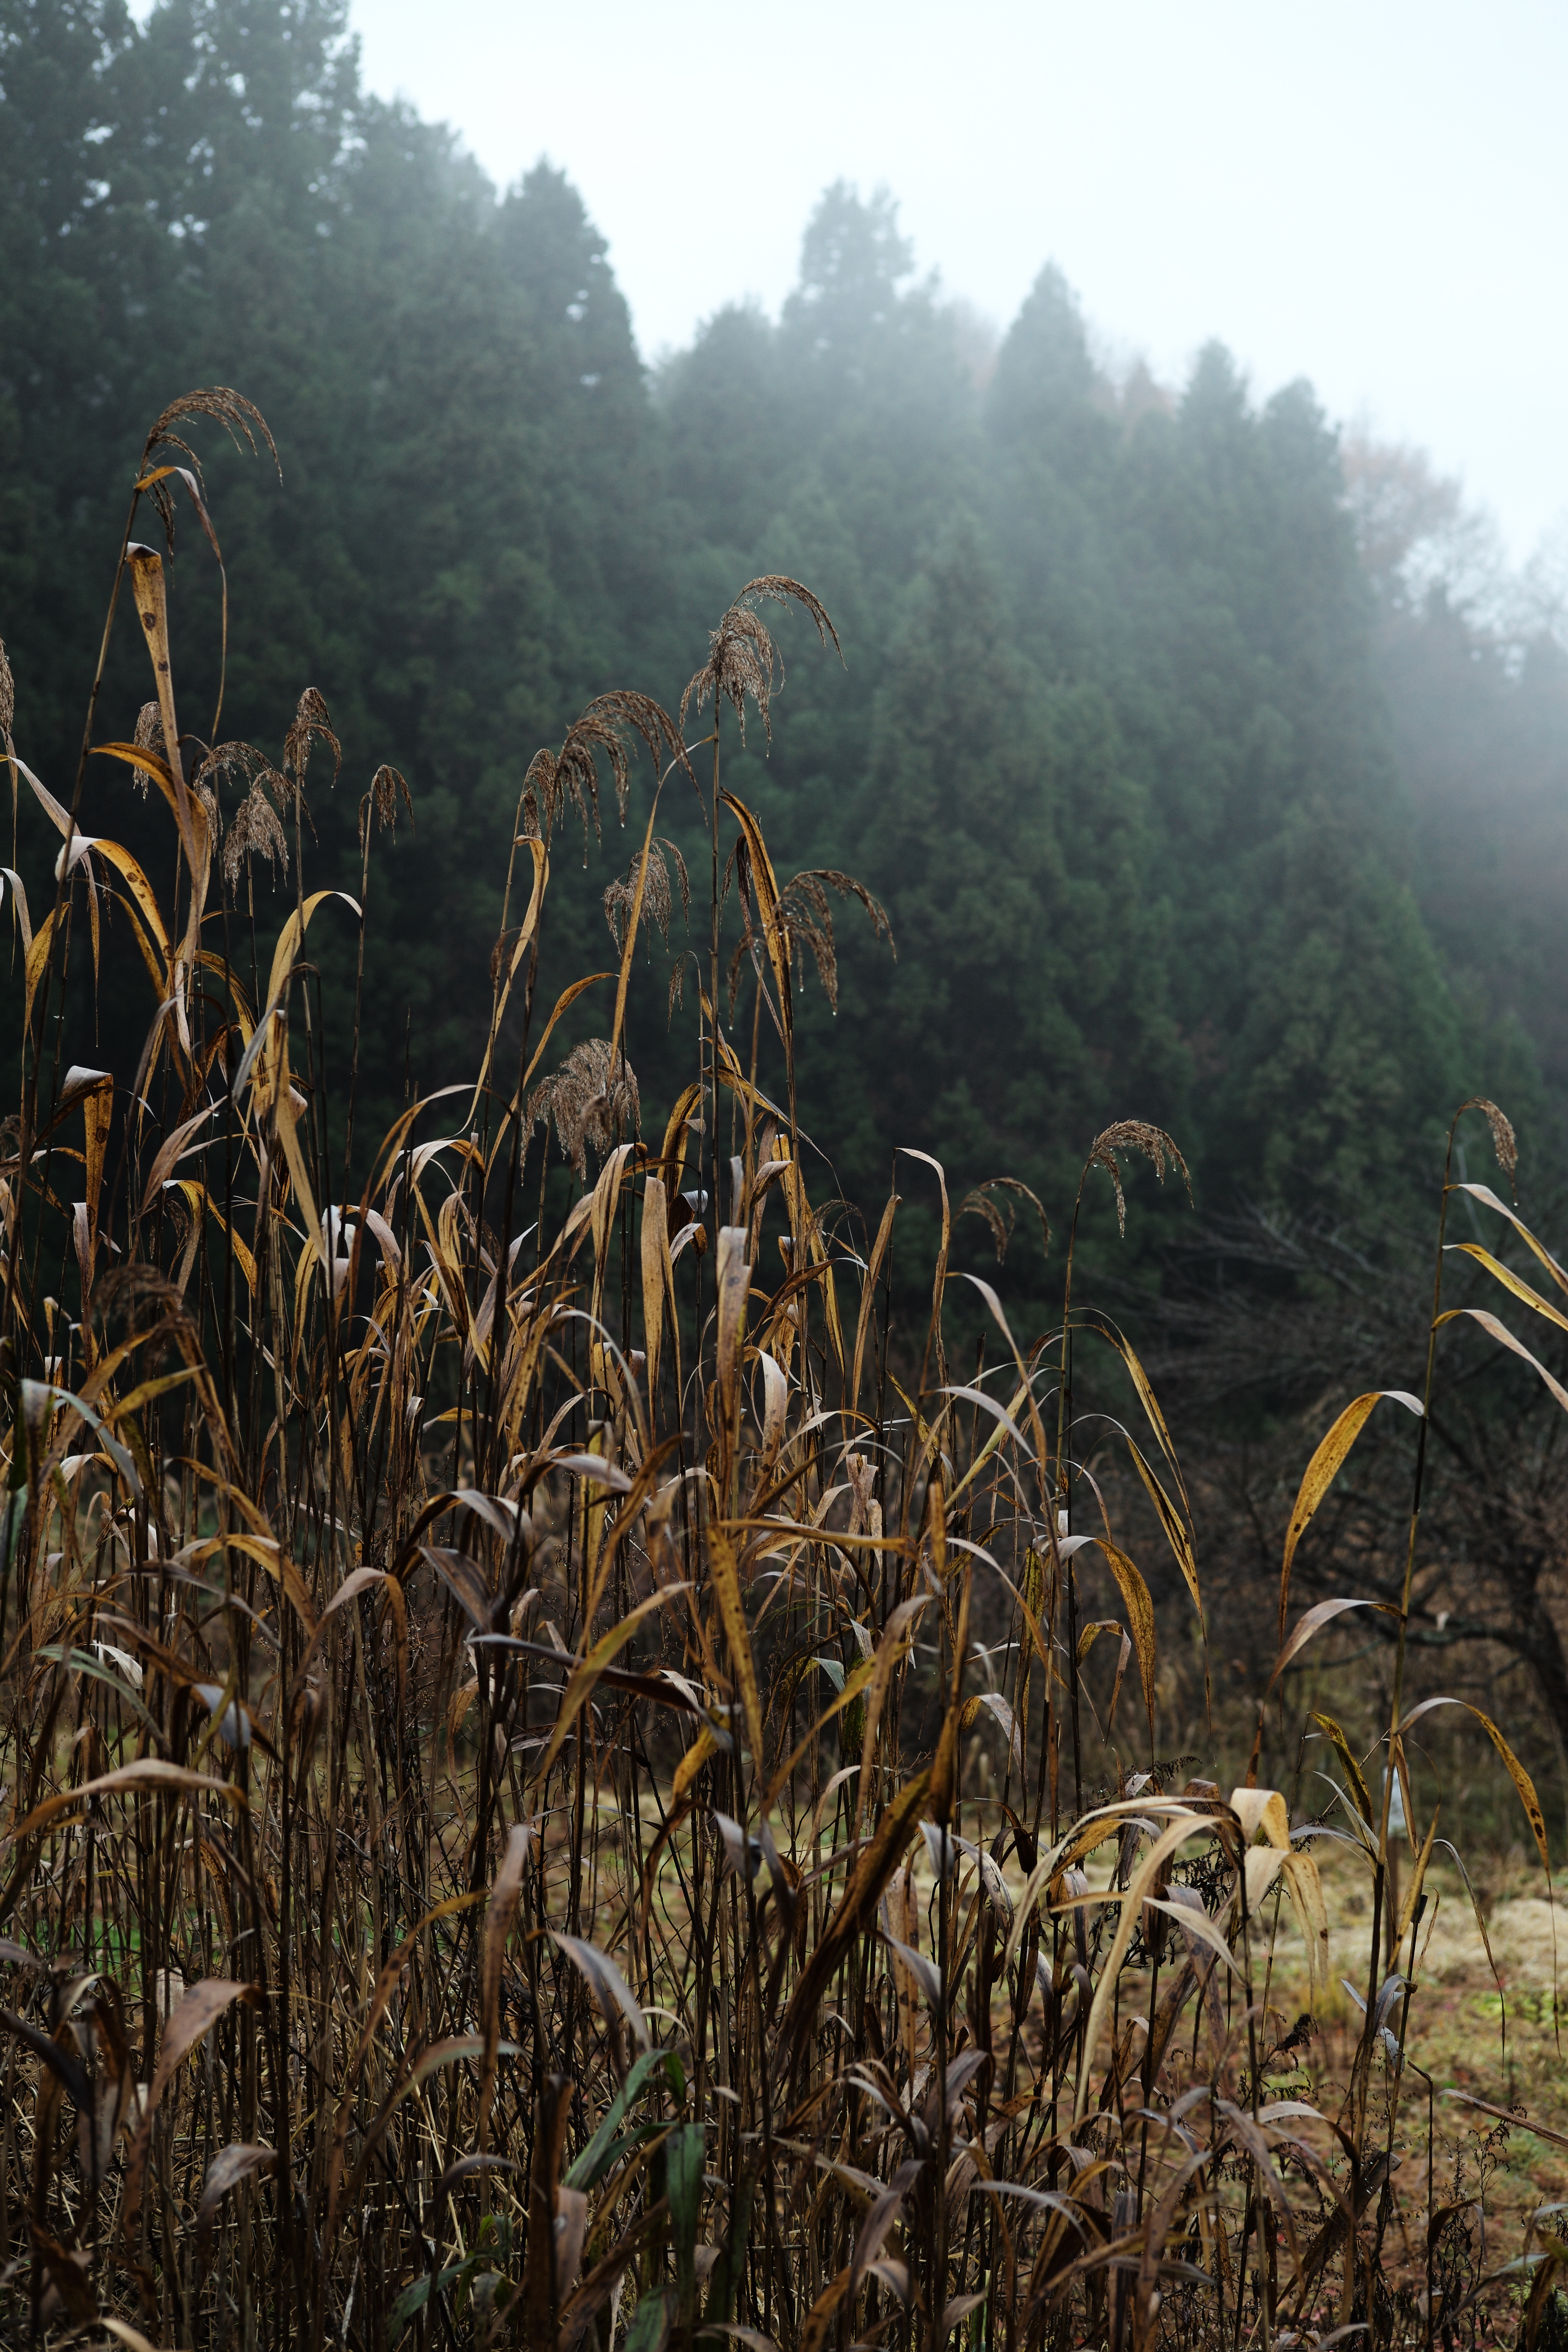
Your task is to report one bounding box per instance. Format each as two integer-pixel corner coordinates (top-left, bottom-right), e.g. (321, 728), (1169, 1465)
(1277, 1389), (1423, 1642)
(123, 1978), (256, 2252)
(1401, 1696), (1551, 1875)
(480, 1822), (533, 2144)
(776, 1766), (931, 2073)
(196, 2142), (275, 2259)
(13, 1757), (247, 1844)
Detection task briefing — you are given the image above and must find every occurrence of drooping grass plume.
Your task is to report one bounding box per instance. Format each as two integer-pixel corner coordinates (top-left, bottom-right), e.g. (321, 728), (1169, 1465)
(680, 576), (842, 745)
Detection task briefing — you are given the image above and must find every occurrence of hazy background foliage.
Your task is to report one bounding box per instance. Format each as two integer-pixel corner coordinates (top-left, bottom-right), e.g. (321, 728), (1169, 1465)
(5, 0), (1566, 1265)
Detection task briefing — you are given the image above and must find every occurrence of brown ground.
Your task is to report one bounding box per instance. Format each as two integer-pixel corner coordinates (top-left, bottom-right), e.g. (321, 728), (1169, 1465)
(1259, 1846), (1568, 2301)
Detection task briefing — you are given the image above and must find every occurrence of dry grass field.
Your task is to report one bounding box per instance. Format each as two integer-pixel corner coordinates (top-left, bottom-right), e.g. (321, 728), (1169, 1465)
(2, 388), (1566, 2352)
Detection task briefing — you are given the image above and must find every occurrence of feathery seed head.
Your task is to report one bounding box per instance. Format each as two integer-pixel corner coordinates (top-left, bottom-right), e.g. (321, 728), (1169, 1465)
(681, 576), (841, 746)
(727, 859), (893, 1016)
(1084, 1120), (1192, 1236)
(140, 386), (278, 480)
(1460, 1096), (1519, 1191)
(360, 764), (413, 851)
(129, 700), (167, 793)
(284, 687), (339, 801)
(196, 739), (291, 850)
(223, 779), (289, 889)
(603, 838), (690, 953)
(527, 693), (684, 856)
(959, 1177), (1051, 1263)
(135, 387), (278, 551)
(528, 1038), (641, 1179)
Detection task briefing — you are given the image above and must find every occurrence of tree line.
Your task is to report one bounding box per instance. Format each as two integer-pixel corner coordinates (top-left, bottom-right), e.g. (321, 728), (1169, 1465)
(4, 0), (1565, 1283)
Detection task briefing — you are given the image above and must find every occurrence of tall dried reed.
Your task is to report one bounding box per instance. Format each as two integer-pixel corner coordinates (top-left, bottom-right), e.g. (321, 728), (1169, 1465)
(0, 394), (1563, 2352)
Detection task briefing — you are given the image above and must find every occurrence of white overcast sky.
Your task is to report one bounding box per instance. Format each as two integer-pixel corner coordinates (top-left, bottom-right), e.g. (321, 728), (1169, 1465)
(347, 0), (1567, 562)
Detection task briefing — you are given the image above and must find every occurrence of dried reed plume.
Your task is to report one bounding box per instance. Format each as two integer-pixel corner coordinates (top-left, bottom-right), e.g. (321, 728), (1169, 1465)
(603, 837), (691, 951)
(359, 761), (413, 848)
(1085, 1117), (1194, 1234)
(726, 860), (893, 1015)
(958, 1173), (1052, 1262)
(681, 575), (842, 742)
(132, 699), (165, 755)
(282, 685), (339, 802)
(134, 386), (279, 548)
(525, 690), (685, 850)
(528, 1035), (641, 1175)
(222, 778), (289, 888)
(1459, 1093), (1519, 1191)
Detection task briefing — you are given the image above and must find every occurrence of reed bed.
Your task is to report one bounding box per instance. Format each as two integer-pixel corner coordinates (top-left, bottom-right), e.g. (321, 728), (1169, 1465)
(0, 391), (1564, 2351)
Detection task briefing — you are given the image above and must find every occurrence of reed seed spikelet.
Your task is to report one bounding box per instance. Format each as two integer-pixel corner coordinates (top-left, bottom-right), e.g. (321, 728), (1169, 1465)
(359, 763), (413, 851)
(667, 948), (698, 1025)
(526, 692), (684, 854)
(128, 699), (167, 793)
(603, 838), (690, 952)
(89, 1259), (197, 1343)
(780, 867), (893, 1006)
(283, 688), (340, 800)
(0, 638), (13, 753)
(196, 741), (292, 881)
(528, 1038), (640, 1179)
(196, 739), (279, 794)
(140, 386), (278, 477)
(135, 388), (278, 551)
(1086, 1119), (1193, 1236)
(1459, 1095), (1519, 1191)
(223, 781), (288, 889)
(958, 1176), (1050, 1263)
(727, 860), (893, 1014)
(680, 577), (842, 745)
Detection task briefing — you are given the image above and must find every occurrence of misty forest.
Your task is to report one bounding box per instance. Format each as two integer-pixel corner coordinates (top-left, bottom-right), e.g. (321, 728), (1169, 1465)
(5, 1), (1568, 2347)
